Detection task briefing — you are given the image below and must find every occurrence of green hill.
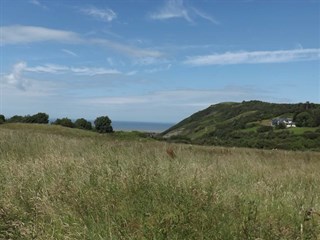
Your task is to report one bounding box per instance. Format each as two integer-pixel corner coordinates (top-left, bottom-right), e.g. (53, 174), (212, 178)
(162, 100), (320, 151)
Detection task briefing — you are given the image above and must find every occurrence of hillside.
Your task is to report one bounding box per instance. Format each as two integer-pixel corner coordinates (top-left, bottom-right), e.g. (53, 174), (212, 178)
(1, 123), (320, 239)
(162, 100), (320, 151)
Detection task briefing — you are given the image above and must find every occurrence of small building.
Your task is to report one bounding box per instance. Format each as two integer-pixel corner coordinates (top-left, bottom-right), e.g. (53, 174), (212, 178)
(271, 118), (296, 128)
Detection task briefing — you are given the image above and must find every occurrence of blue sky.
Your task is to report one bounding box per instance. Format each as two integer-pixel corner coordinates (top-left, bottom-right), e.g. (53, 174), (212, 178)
(1, 0), (319, 123)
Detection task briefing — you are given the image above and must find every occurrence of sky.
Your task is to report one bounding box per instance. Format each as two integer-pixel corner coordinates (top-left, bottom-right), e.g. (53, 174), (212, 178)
(1, 0), (319, 123)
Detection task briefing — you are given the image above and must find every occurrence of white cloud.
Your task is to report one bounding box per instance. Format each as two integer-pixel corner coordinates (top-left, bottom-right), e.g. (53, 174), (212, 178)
(2, 62), (122, 91)
(184, 49), (320, 66)
(86, 97), (148, 105)
(3, 62), (30, 90)
(81, 7), (117, 22)
(92, 38), (163, 58)
(29, 0), (47, 9)
(150, 0), (192, 22)
(61, 49), (78, 57)
(30, 0), (40, 6)
(70, 67), (121, 76)
(145, 64), (172, 73)
(26, 64), (69, 73)
(133, 57), (163, 65)
(149, 0), (218, 24)
(191, 7), (219, 25)
(0, 25), (81, 45)
(26, 63), (121, 76)
(0, 25), (165, 58)
(126, 71), (138, 76)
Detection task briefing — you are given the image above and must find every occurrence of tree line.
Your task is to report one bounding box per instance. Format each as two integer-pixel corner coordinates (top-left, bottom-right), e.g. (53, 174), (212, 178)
(0, 113), (113, 133)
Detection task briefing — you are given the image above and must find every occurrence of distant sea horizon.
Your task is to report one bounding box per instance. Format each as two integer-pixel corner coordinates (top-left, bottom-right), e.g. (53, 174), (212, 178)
(49, 119), (175, 133)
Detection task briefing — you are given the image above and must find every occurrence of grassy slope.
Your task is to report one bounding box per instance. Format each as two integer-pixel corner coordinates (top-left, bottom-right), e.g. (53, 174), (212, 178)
(1, 124), (320, 239)
(162, 101), (320, 151)
(163, 101), (319, 139)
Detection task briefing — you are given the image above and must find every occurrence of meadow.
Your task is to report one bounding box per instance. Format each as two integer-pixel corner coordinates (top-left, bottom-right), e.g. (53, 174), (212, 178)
(0, 124), (320, 239)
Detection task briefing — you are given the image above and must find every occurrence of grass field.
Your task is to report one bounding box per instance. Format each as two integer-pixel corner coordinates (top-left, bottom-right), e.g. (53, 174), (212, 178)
(1, 124), (320, 239)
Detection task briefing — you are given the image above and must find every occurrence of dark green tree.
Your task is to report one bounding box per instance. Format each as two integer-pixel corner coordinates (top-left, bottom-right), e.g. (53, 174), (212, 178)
(94, 116), (113, 133)
(8, 115), (25, 123)
(31, 112), (49, 124)
(294, 112), (314, 127)
(52, 118), (75, 128)
(311, 109), (320, 127)
(24, 112), (49, 124)
(75, 118), (92, 130)
(0, 114), (5, 124)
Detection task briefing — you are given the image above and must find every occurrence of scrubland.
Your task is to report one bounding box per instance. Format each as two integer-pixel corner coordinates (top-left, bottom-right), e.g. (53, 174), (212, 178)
(0, 124), (319, 239)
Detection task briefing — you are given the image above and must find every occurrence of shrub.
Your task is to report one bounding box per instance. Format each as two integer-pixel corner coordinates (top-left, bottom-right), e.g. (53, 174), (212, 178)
(275, 122), (286, 129)
(303, 131), (320, 140)
(257, 125), (273, 133)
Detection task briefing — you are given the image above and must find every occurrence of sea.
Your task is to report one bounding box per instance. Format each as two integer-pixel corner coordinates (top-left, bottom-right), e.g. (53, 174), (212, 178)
(50, 119), (174, 133)
(112, 121), (174, 133)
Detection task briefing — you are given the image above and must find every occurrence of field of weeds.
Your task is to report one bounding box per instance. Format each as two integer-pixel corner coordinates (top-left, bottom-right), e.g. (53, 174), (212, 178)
(0, 124), (319, 239)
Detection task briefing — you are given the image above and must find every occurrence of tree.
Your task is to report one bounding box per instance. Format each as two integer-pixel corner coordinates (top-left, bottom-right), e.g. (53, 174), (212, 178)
(311, 109), (320, 127)
(31, 112), (49, 124)
(75, 118), (92, 130)
(0, 114), (5, 124)
(294, 112), (314, 127)
(24, 112), (49, 124)
(94, 116), (113, 133)
(52, 118), (74, 128)
(8, 115), (25, 123)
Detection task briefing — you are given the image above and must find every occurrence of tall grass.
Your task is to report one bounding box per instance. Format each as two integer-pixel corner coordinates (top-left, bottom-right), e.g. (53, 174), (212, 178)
(1, 124), (320, 239)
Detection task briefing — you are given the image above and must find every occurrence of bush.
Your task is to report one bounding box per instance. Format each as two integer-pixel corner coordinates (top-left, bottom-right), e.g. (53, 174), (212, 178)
(52, 118), (75, 128)
(94, 116), (113, 133)
(245, 123), (258, 129)
(257, 125), (273, 133)
(75, 118), (92, 130)
(303, 131), (320, 140)
(275, 122), (286, 129)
